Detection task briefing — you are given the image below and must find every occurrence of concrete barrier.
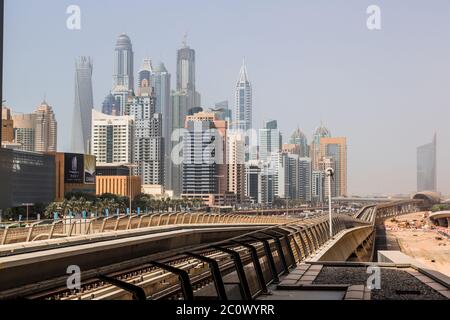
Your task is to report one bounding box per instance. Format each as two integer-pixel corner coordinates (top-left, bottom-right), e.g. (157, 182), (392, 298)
(310, 226), (374, 262)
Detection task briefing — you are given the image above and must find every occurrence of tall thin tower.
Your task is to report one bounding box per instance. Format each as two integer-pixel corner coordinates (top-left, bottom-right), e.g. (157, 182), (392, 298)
(113, 34), (134, 93)
(176, 35), (196, 92)
(71, 56), (94, 154)
(235, 59), (252, 132)
(417, 134), (437, 192)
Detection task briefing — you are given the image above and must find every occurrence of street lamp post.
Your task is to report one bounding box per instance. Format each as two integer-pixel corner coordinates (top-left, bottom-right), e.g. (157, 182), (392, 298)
(125, 164), (138, 216)
(22, 203), (34, 222)
(214, 175), (225, 214)
(325, 168), (334, 238)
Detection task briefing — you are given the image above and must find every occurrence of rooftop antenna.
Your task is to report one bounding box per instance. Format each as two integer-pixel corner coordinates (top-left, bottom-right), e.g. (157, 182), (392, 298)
(182, 32), (188, 47)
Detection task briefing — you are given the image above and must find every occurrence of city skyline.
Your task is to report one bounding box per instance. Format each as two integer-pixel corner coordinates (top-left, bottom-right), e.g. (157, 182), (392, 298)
(3, 0), (450, 195)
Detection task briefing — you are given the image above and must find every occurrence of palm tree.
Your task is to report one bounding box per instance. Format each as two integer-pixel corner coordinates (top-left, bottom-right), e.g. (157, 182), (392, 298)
(45, 202), (59, 219)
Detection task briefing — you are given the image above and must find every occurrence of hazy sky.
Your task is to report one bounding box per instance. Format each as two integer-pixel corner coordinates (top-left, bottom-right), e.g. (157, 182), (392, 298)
(3, 0), (450, 196)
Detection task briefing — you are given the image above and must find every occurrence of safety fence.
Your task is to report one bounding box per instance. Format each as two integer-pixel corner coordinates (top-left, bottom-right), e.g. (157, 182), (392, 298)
(0, 212), (295, 246)
(22, 214), (361, 300)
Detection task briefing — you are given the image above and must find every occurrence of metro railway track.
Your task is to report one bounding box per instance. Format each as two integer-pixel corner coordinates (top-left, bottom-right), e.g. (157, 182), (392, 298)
(0, 213), (365, 301)
(27, 243), (268, 300)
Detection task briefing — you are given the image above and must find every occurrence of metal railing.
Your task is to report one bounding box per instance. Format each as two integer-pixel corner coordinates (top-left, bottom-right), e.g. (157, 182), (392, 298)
(23, 214), (363, 300)
(0, 212), (296, 246)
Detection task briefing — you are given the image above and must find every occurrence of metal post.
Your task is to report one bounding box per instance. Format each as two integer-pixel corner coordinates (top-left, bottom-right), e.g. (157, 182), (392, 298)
(326, 170), (333, 237)
(184, 252), (227, 300)
(212, 246), (252, 300)
(129, 168), (132, 215)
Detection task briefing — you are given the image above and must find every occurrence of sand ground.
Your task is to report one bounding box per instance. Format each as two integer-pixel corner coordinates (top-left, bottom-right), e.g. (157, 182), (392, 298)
(384, 211), (450, 277)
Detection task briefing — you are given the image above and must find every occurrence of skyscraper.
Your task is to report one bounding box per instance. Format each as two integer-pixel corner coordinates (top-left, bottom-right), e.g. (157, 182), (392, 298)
(101, 93), (121, 116)
(311, 124), (331, 170)
(91, 109), (134, 165)
(182, 112), (228, 205)
(170, 92), (190, 196)
(171, 38), (201, 195)
(228, 133), (246, 203)
(151, 62), (172, 189)
(258, 120), (282, 162)
(290, 128), (309, 158)
(71, 56), (94, 154)
(34, 101), (57, 152)
(138, 58), (153, 91)
(320, 137), (347, 197)
(312, 170), (325, 203)
(113, 34), (134, 93)
(319, 157), (336, 199)
(175, 38), (201, 111)
(127, 82), (164, 186)
(177, 37), (196, 93)
(298, 157), (312, 202)
(417, 134), (437, 192)
(245, 161), (262, 204)
(212, 101), (232, 123)
(235, 60), (252, 132)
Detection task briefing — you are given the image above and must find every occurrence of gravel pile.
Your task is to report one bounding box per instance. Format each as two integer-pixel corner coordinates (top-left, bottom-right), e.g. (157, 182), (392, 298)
(313, 266), (446, 300)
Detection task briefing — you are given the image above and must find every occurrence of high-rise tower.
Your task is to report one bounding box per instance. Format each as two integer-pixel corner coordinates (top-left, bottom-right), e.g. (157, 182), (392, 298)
(171, 37), (201, 195)
(138, 58), (153, 93)
(290, 128), (309, 158)
(34, 100), (57, 152)
(151, 62), (172, 189)
(417, 134), (437, 192)
(71, 56), (94, 154)
(177, 36), (196, 92)
(320, 137), (347, 197)
(311, 123), (331, 170)
(113, 34), (134, 93)
(235, 59), (252, 132)
(127, 81), (164, 186)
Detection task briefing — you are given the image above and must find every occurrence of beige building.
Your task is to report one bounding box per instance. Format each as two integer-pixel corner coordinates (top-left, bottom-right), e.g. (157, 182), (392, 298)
(96, 175), (142, 200)
(34, 101), (57, 152)
(13, 113), (36, 151)
(142, 184), (173, 199)
(10, 101), (57, 152)
(91, 109), (134, 165)
(227, 133), (246, 203)
(282, 143), (300, 155)
(320, 137), (347, 197)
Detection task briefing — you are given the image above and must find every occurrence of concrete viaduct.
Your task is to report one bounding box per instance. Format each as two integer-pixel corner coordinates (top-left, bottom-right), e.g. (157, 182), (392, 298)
(0, 198), (442, 301)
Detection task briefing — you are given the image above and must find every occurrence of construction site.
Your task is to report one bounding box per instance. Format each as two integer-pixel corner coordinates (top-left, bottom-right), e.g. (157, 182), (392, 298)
(382, 211), (450, 277)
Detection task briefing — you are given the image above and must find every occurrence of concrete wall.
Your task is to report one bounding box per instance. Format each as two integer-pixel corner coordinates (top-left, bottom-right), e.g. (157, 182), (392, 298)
(313, 226), (374, 262)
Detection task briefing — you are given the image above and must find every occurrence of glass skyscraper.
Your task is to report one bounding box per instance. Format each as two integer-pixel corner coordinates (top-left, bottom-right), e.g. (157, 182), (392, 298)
(113, 34), (134, 93)
(71, 56), (94, 154)
(138, 58), (152, 91)
(290, 128), (309, 158)
(235, 60), (252, 132)
(101, 93), (120, 116)
(417, 134), (437, 192)
(151, 62), (172, 189)
(171, 39), (201, 195)
(177, 40), (196, 92)
(258, 120), (282, 162)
